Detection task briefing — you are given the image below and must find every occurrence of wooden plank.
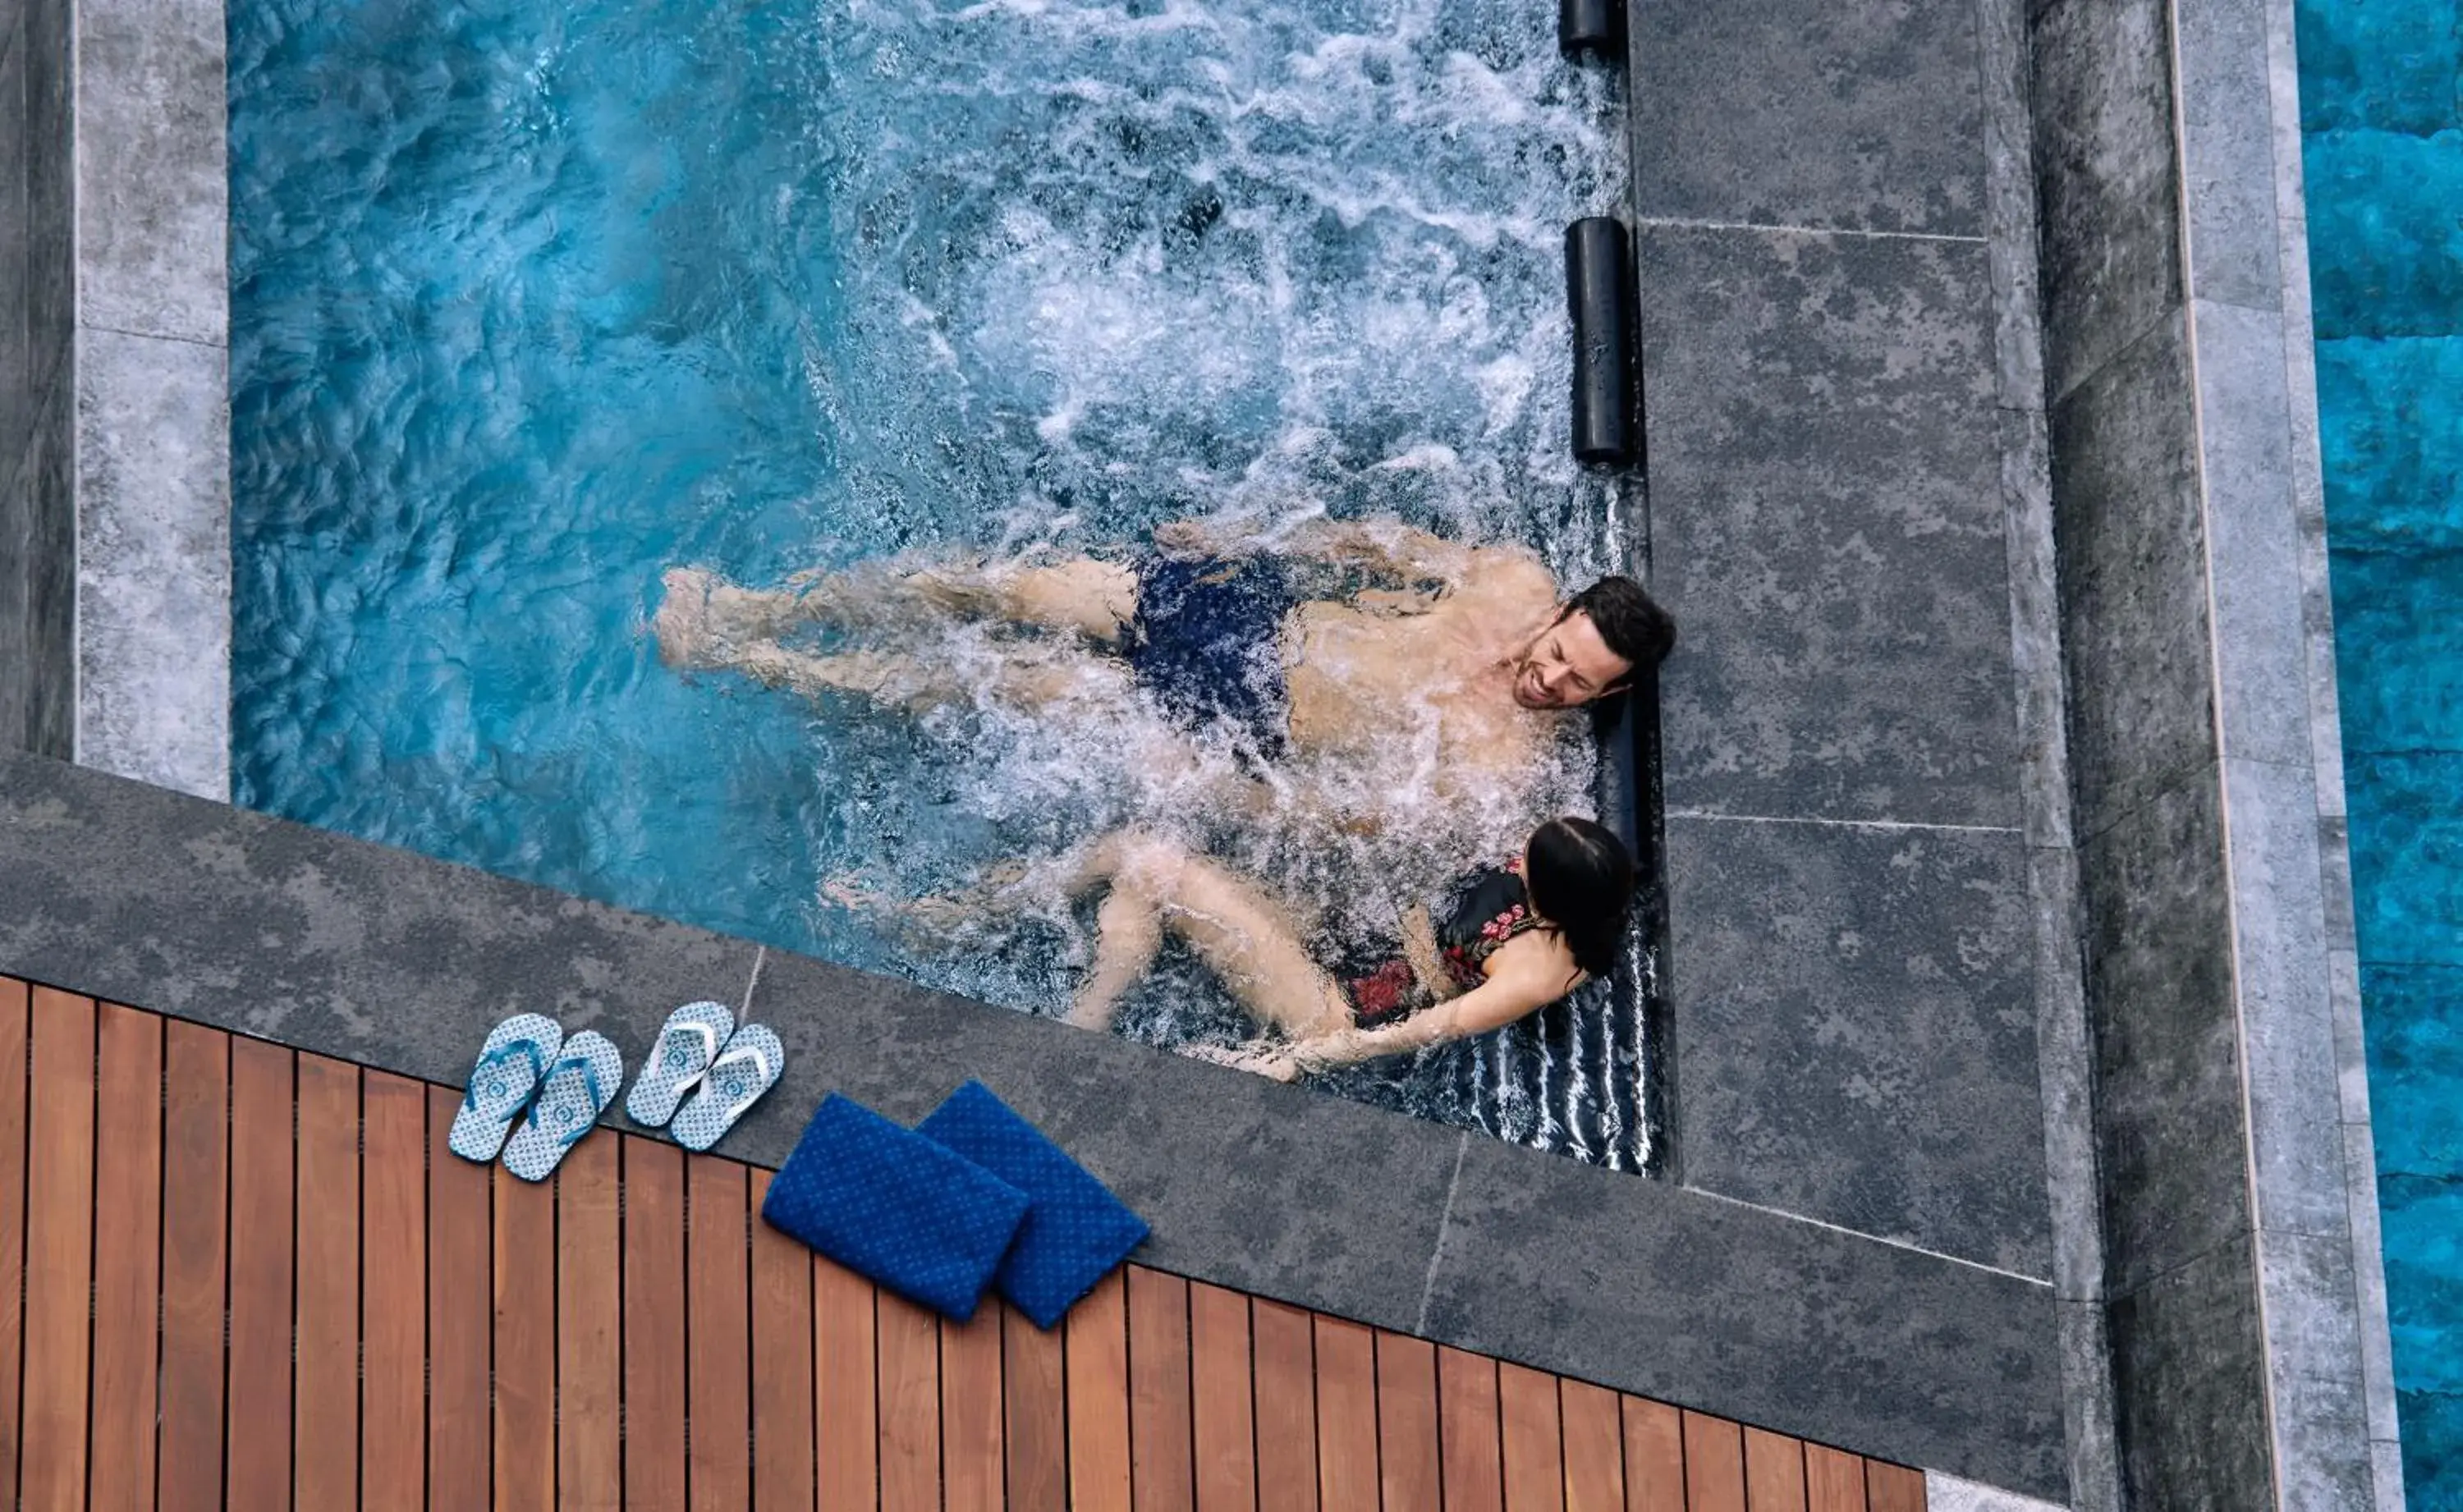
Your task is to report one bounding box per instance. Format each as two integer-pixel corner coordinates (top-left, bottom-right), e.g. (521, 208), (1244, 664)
(558, 1134), (623, 1512)
(1863, 1462), (1924, 1512)
(1188, 1283), (1257, 1512)
(1744, 1427), (1807, 1512)
(296, 1054), (364, 1512)
(1680, 1413), (1748, 1512)
(1805, 1446), (1867, 1512)
(1250, 1298), (1319, 1512)
(814, 1257), (879, 1512)
(1498, 1363), (1563, 1512)
(689, 1156), (754, 1512)
(1131, 1267), (1196, 1512)
(1437, 1347), (1504, 1512)
(1315, 1317), (1379, 1512)
(1002, 1299), (1068, 1512)
(942, 1297), (1007, 1512)
(89, 1002), (163, 1512)
(158, 1018), (230, 1512)
(623, 1136), (690, 1512)
(497, 1158), (560, 1512)
(1561, 1381), (1624, 1512)
(1065, 1267), (1135, 1512)
(227, 1032), (295, 1512)
(1618, 1399), (1686, 1512)
(0, 980), (25, 1511)
(877, 1289), (944, 1512)
(362, 1071), (429, 1512)
(20, 988), (95, 1512)
(429, 1083), (495, 1511)
(1374, 1332), (1442, 1512)
(747, 1171), (817, 1512)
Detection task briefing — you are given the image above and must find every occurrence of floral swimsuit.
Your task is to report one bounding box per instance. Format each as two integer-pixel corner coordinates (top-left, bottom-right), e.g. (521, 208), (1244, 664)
(1343, 855), (1546, 1029)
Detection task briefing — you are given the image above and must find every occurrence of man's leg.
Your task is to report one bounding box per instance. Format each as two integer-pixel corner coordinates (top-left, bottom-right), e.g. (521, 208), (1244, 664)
(717, 638), (1139, 717)
(655, 556), (1137, 667)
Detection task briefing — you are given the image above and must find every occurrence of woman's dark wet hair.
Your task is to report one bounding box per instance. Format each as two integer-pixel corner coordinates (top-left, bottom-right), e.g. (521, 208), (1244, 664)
(1522, 816), (1635, 983)
(1563, 576), (1676, 682)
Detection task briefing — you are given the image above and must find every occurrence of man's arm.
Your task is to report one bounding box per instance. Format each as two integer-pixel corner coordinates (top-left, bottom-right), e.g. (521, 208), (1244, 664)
(1154, 515), (1503, 587)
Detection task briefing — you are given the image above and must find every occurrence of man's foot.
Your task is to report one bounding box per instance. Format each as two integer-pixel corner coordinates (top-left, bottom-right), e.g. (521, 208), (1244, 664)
(654, 568), (724, 669)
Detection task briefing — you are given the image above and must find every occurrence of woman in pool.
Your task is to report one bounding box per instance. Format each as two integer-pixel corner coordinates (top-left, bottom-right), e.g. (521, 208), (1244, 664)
(1047, 814), (1634, 1081)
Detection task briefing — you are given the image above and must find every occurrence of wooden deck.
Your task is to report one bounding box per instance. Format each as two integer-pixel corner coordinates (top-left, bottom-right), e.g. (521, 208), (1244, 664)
(0, 978), (1930, 1510)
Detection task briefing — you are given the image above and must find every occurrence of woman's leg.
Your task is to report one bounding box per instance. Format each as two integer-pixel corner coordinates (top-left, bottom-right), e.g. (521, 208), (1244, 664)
(1067, 834), (1354, 1042)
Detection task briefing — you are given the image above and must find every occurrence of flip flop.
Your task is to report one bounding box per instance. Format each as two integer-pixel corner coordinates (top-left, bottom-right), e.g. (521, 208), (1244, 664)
(502, 1030), (625, 1182)
(624, 1000), (736, 1129)
(671, 1024), (784, 1153)
(447, 1014), (565, 1164)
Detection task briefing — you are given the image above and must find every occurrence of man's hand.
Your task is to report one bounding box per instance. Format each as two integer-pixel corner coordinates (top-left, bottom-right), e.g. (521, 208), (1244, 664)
(1176, 1040), (1303, 1082)
(1153, 518), (1240, 560)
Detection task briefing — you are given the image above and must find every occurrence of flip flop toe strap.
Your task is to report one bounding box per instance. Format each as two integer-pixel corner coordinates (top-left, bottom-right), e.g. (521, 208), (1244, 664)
(465, 1039), (548, 1119)
(704, 1045), (773, 1124)
(537, 1060), (612, 1149)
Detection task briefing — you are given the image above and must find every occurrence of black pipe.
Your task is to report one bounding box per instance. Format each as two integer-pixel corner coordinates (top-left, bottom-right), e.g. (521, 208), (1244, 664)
(1558, 0), (1623, 59)
(1565, 217), (1638, 467)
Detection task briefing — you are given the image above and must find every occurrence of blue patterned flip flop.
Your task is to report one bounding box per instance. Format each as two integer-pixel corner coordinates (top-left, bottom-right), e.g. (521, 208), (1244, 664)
(671, 1024), (783, 1153)
(447, 1014), (565, 1164)
(502, 1030), (625, 1182)
(624, 1000), (736, 1129)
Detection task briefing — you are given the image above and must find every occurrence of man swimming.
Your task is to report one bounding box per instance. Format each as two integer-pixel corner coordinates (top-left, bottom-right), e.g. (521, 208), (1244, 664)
(653, 514), (1674, 824)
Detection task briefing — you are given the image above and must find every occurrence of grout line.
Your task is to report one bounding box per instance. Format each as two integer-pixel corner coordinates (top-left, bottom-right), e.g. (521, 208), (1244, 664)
(1662, 809), (2023, 836)
(1414, 1134), (1470, 1338)
(739, 946), (768, 1022)
(1681, 1183), (2057, 1286)
(78, 321), (227, 352)
(1635, 213), (1988, 245)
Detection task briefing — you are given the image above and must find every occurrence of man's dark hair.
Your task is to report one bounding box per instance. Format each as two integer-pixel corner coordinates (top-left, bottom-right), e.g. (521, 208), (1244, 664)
(1563, 575), (1676, 676)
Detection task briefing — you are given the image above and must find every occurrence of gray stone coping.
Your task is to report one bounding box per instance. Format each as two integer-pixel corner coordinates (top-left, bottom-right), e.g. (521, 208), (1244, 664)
(0, 748), (2068, 1496)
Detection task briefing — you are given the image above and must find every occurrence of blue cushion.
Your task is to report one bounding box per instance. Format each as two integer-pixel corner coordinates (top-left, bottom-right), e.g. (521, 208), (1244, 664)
(915, 1080), (1149, 1328)
(759, 1094), (1030, 1322)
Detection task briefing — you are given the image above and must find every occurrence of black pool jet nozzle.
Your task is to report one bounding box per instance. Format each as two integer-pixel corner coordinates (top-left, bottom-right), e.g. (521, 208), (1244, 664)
(1565, 216), (1639, 468)
(1558, 0), (1624, 61)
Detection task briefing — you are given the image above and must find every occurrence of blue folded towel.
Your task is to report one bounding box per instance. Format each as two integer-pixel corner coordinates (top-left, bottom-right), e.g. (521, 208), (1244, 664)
(760, 1094), (1030, 1322)
(916, 1080), (1149, 1329)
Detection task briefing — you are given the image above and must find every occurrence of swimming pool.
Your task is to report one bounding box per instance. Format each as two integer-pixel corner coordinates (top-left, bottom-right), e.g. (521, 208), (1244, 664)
(228, 0), (1649, 1158)
(2298, 0), (2463, 1498)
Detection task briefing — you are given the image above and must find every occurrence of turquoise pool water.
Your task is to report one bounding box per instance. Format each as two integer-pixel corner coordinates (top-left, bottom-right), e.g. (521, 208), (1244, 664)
(228, 0), (1645, 1157)
(2300, 0), (2463, 1498)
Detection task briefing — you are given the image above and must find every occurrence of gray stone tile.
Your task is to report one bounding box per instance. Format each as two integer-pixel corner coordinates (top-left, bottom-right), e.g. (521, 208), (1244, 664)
(76, 328), (228, 800)
(2217, 755), (2349, 1241)
(2340, 1120), (2401, 1445)
(73, 0), (227, 346)
(1925, 1471), (2069, 1512)
(1640, 225), (2017, 829)
(2330, 947), (2369, 1125)
(23, 0), (70, 396)
(0, 30), (28, 470)
(2057, 1296), (2128, 1512)
(734, 948), (1460, 1336)
(2004, 405), (2073, 853)
(1423, 1134), (2068, 1500)
(2371, 1441), (2406, 1512)
(1629, 0), (1984, 236)
(2193, 300), (2313, 768)
(2030, 843), (2103, 1304)
(2077, 772), (2247, 1296)
(2048, 309), (2213, 841)
(2030, 0), (2182, 401)
(21, 374), (72, 761)
(2106, 1236), (2272, 1512)
(2171, 0), (2285, 309)
(2254, 1229), (2376, 1512)
(1976, 0), (2049, 412)
(1666, 813), (2052, 1276)
(0, 749), (761, 1086)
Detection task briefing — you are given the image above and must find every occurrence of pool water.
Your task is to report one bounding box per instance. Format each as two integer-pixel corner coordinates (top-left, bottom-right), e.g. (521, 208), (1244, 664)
(2298, 0), (2463, 1498)
(229, 0), (1646, 1157)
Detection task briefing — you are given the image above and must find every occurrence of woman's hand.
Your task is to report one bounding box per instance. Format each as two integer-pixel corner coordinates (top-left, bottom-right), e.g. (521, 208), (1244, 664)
(1176, 1041), (1303, 1083)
